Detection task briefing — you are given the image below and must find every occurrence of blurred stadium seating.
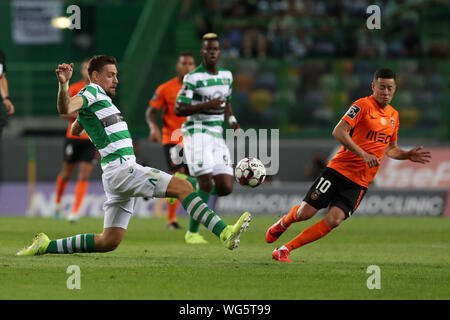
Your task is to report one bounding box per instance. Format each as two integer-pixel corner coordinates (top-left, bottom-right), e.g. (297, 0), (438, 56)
(0, 0), (448, 140)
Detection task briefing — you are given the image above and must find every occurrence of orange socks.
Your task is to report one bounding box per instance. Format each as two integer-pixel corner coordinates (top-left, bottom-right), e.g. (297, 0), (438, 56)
(55, 176), (69, 204)
(285, 219), (332, 251)
(281, 204), (301, 228)
(72, 180), (88, 214)
(167, 200), (179, 223)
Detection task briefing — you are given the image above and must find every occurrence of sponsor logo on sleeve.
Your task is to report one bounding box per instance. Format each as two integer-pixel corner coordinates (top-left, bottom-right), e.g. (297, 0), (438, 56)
(346, 105), (361, 119)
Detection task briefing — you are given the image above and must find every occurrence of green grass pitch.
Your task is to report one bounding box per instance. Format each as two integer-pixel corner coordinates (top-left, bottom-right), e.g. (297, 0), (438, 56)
(1, 215), (449, 300)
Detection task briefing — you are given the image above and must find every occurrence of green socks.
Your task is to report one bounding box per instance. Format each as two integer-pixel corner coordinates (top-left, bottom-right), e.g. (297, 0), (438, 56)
(188, 189), (211, 233)
(46, 234), (95, 253)
(175, 172), (219, 233)
(182, 192), (226, 238)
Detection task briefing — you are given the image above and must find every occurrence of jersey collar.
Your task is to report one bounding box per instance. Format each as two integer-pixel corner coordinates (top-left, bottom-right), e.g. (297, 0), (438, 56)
(89, 82), (108, 97)
(369, 95), (390, 112)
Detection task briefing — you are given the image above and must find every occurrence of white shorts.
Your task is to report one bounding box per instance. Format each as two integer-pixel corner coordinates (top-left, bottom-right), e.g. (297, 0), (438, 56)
(183, 131), (233, 177)
(102, 157), (172, 229)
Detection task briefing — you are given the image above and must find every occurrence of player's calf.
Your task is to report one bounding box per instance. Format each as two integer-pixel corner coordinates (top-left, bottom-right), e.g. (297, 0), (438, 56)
(93, 227), (125, 252)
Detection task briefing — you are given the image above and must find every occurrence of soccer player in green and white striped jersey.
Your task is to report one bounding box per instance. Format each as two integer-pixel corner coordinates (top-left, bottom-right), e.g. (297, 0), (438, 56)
(175, 33), (241, 245)
(16, 55), (251, 256)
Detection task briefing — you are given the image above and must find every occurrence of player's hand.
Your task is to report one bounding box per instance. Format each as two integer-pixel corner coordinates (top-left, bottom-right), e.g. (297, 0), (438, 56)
(149, 127), (161, 142)
(56, 63), (74, 83)
(362, 152), (380, 168)
(231, 122), (241, 132)
(3, 99), (15, 115)
(207, 98), (225, 110)
(407, 146), (431, 164)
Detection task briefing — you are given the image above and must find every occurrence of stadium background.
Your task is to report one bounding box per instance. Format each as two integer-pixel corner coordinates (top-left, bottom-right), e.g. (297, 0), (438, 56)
(0, 0), (449, 218)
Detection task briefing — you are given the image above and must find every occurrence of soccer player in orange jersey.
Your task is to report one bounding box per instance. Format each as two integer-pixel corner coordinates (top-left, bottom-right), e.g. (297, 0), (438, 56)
(54, 59), (97, 223)
(146, 52), (196, 230)
(267, 68), (432, 262)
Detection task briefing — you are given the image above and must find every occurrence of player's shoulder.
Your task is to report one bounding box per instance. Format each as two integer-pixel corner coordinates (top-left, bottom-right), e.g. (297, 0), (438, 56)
(218, 66), (232, 78)
(218, 66), (232, 73)
(158, 77), (178, 90)
(351, 96), (372, 109)
(79, 83), (109, 101)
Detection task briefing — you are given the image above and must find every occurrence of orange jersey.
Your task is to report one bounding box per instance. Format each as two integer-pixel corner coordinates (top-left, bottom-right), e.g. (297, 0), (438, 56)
(149, 77), (186, 145)
(66, 80), (89, 140)
(327, 95), (400, 188)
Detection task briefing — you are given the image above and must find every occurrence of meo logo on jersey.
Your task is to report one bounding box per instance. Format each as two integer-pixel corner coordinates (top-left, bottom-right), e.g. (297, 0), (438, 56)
(346, 105), (361, 119)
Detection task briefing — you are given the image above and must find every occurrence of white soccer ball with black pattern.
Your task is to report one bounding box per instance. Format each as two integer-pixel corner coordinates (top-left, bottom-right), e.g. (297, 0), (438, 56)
(235, 157), (266, 188)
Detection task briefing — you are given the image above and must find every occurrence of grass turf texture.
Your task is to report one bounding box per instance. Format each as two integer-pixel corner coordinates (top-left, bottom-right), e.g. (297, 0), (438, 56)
(0, 216), (449, 300)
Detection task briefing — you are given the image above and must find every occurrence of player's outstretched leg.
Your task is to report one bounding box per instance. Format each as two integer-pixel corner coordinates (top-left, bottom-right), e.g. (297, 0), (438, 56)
(168, 177), (251, 250)
(272, 207), (344, 262)
(16, 227), (127, 256)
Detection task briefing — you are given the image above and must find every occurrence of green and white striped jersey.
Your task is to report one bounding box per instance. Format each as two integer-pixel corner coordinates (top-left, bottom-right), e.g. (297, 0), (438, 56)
(176, 64), (233, 122)
(176, 64), (233, 138)
(75, 83), (134, 168)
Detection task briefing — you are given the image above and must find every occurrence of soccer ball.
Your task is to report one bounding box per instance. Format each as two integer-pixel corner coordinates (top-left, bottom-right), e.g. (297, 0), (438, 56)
(235, 157), (266, 188)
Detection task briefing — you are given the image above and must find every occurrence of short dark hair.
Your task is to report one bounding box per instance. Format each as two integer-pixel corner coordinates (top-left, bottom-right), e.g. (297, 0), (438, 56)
(374, 68), (396, 81)
(88, 55), (117, 76)
(179, 52), (194, 59)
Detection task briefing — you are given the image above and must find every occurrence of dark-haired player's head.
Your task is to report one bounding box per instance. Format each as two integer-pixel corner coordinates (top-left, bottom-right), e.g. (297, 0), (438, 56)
(88, 55), (118, 97)
(371, 68), (396, 107)
(176, 52), (196, 79)
(200, 33), (221, 67)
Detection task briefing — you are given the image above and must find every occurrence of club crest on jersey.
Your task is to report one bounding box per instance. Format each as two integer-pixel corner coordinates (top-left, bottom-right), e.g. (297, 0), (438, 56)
(345, 105), (361, 119)
(390, 117), (395, 127)
(310, 190), (320, 200)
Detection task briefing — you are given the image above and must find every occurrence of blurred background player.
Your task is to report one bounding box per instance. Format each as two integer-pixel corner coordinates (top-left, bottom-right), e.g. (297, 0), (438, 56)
(146, 52), (196, 230)
(53, 59), (97, 223)
(267, 68), (432, 262)
(175, 33), (241, 244)
(0, 48), (15, 138)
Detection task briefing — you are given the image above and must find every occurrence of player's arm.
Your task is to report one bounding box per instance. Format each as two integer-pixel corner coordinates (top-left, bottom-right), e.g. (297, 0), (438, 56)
(0, 72), (15, 115)
(59, 112), (78, 120)
(332, 120), (380, 168)
(56, 63), (83, 115)
(174, 76), (224, 116)
(224, 101), (240, 131)
(145, 106), (161, 142)
(385, 140), (431, 164)
(175, 98), (223, 116)
(71, 120), (85, 136)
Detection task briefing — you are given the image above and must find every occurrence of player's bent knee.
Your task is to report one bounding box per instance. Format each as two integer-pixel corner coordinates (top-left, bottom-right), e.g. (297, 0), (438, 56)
(166, 176), (194, 199)
(325, 209), (346, 229)
(180, 178), (195, 193)
(215, 185), (232, 196)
